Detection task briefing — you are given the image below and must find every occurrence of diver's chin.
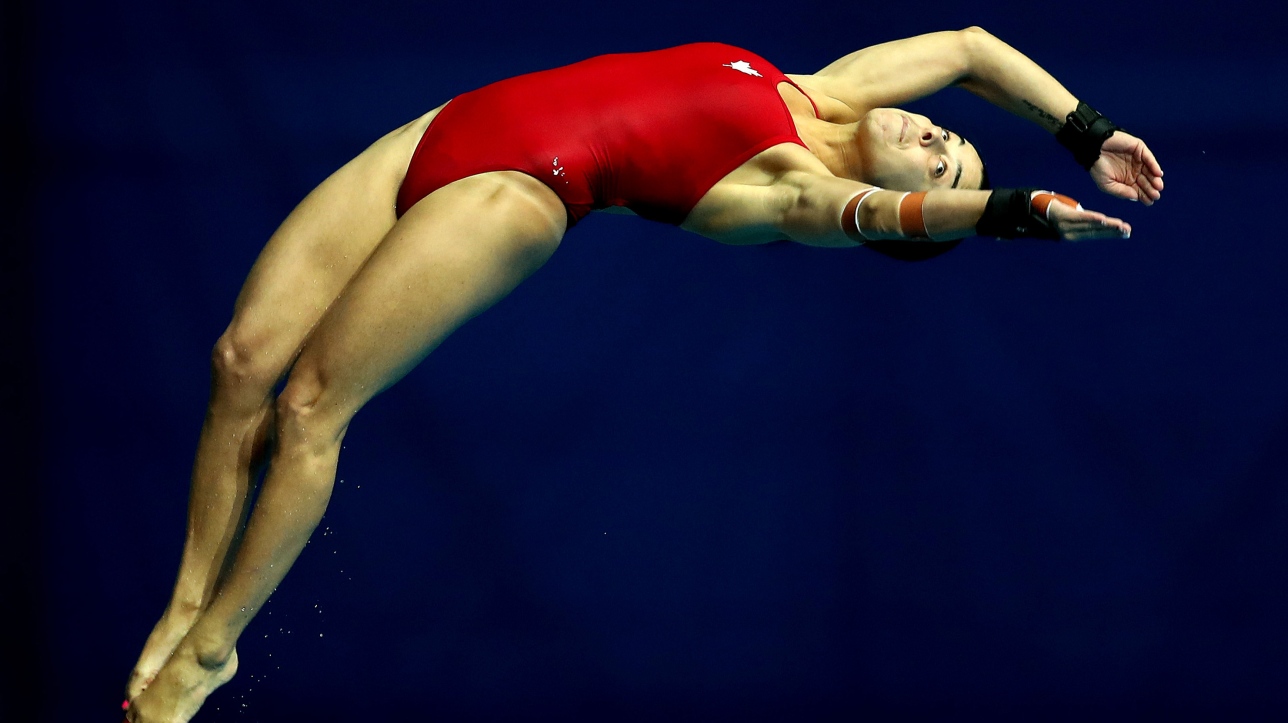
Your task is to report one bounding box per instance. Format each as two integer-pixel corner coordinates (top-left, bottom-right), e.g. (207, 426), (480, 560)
(853, 111), (885, 149)
(860, 108), (888, 131)
(863, 108), (906, 148)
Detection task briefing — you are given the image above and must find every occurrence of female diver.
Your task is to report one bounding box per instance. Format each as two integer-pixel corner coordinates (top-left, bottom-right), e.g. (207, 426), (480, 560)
(123, 27), (1163, 722)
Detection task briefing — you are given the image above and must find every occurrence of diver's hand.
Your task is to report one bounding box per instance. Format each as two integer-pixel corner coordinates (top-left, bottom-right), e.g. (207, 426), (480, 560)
(1090, 131), (1164, 205)
(1042, 192), (1132, 240)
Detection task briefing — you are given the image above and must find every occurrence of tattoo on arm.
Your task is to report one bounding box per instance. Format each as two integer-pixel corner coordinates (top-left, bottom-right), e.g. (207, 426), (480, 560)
(1022, 100), (1064, 132)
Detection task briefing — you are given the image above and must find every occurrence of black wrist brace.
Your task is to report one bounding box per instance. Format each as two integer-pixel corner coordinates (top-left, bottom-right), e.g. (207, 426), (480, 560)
(1055, 101), (1120, 170)
(975, 188), (1059, 240)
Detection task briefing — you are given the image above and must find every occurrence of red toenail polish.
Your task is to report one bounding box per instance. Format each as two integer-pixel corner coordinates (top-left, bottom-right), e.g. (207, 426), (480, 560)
(122, 699), (130, 710)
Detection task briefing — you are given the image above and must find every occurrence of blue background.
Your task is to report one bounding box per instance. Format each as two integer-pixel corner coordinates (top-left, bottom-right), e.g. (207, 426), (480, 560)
(7, 0), (1288, 720)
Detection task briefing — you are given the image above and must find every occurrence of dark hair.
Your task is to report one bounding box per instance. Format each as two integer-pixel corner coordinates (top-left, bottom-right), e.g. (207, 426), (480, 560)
(862, 136), (988, 262)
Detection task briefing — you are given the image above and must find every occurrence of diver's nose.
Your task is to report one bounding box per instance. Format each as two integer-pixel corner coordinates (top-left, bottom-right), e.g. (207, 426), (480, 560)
(919, 127), (939, 147)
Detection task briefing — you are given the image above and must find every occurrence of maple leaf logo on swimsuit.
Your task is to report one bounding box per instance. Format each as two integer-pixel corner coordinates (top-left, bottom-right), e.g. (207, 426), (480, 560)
(723, 60), (762, 77)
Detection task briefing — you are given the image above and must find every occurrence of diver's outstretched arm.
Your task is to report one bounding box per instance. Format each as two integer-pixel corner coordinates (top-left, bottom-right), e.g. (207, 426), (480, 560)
(686, 138), (1133, 248)
(690, 160), (1131, 248)
(803, 28), (1163, 204)
(952, 29), (1164, 204)
(806, 28), (1078, 132)
(770, 172), (1131, 247)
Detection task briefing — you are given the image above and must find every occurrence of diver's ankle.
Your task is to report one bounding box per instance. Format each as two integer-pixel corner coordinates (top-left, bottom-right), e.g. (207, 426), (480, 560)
(179, 627), (237, 670)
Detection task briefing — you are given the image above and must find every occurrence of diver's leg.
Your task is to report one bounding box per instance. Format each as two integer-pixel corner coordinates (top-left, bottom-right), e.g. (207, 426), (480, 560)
(126, 113), (432, 701)
(125, 171), (566, 723)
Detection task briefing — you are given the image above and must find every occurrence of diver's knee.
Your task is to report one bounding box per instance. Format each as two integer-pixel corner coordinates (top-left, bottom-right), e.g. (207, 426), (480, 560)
(273, 367), (350, 456)
(211, 331), (284, 404)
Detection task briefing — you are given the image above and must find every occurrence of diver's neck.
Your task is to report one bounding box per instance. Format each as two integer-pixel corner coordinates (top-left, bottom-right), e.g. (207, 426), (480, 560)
(798, 119), (865, 182)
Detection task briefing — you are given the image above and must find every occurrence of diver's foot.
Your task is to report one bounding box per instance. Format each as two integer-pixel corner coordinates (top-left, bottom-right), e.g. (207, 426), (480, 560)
(125, 642), (238, 723)
(126, 605), (202, 700)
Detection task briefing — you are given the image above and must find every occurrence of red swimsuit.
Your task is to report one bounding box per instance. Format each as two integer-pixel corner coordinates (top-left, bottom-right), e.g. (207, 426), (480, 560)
(395, 43), (819, 225)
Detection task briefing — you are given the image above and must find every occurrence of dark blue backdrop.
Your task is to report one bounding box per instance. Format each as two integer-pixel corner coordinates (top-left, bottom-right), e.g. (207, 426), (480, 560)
(10, 0), (1288, 720)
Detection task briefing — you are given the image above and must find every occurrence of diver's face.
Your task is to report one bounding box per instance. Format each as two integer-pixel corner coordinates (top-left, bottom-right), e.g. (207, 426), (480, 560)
(856, 108), (985, 191)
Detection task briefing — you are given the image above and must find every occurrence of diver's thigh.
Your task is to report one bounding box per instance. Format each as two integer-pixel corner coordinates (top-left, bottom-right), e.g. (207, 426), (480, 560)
(221, 117), (429, 362)
(279, 170), (566, 422)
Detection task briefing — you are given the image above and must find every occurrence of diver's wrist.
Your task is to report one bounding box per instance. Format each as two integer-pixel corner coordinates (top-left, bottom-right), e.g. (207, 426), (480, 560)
(1055, 101), (1120, 170)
